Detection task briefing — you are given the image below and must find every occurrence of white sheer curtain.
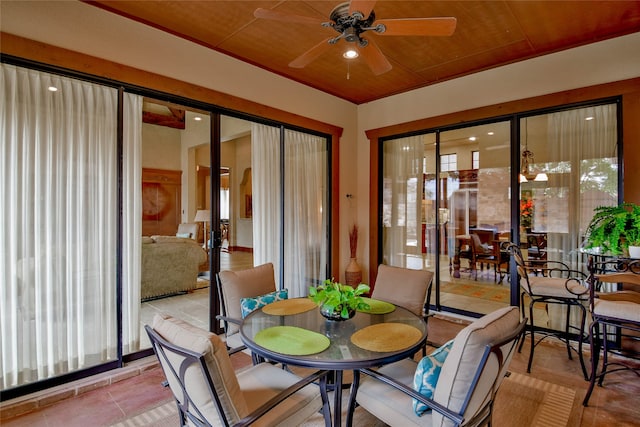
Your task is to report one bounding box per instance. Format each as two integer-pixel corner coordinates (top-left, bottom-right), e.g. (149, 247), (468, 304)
(251, 123), (282, 284)
(382, 135), (425, 267)
(1, 64), (119, 389)
(122, 93), (142, 353)
(546, 104), (618, 267)
(283, 129), (328, 297)
(543, 104), (617, 330)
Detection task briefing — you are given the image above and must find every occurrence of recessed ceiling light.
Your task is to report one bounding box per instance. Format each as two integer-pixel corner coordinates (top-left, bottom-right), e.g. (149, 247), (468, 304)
(48, 86), (58, 92)
(487, 131), (494, 135)
(469, 136), (476, 141)
(343, 49), (358, 59)
(585, 116), (594, 121)
(194, 116), (202, 121)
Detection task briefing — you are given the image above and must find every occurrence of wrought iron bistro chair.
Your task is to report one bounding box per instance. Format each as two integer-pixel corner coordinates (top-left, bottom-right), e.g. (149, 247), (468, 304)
(346, 306), (526, 427)
(146, 314), (331, 427)
(508, 243), (589, 379)
(583, 257), (640, 406)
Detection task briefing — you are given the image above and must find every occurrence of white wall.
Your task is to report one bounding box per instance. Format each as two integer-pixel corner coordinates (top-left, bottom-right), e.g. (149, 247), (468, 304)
(3, 1), (639, 278)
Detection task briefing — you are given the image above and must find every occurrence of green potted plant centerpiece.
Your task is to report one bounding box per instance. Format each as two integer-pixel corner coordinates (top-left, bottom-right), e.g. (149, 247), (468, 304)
(308, 279), (370, 321)
(584, 202), (640, 257)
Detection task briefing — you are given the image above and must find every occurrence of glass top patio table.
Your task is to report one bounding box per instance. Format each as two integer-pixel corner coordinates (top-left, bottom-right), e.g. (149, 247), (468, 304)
(240, 298), (428, 427)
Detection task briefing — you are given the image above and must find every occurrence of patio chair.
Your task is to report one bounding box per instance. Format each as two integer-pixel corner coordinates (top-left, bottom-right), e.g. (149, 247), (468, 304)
(146, 313), (331, 426)
(508, 243), (589, 379)
(216, 262), (280, 359)
(583, 258), (640, 406)
(346, 306), (526, 427)
(372, 264), (434, 355)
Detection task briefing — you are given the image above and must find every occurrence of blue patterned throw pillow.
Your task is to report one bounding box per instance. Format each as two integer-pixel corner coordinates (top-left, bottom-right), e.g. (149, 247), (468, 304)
(412, 339), (454, 416)
(240, 289), (288, 318)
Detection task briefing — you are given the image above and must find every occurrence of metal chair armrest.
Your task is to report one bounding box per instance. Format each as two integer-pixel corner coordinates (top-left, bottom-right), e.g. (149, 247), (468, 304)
(565, 277), (589, 296)
(215, 314), (242, 326)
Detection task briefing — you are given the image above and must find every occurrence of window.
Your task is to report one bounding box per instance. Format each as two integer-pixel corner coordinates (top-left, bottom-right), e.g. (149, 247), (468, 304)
(441, 154), (457, 172)
(472, 151), (479, 169)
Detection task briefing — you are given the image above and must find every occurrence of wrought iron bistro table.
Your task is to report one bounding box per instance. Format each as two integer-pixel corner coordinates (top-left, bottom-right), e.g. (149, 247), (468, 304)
(240, 299), (428, 427)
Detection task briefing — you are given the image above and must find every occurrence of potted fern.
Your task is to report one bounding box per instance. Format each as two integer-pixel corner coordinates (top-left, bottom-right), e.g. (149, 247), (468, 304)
(308, 279), (370, 320)
(584, 202), (640, 257)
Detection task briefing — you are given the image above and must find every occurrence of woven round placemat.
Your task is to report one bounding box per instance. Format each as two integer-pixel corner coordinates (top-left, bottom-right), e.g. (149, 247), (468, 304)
(357, 297), (396, 314)
(254, 326), (330, 355)
(262, 298), (318, 316)
(350, 323), (422, 352)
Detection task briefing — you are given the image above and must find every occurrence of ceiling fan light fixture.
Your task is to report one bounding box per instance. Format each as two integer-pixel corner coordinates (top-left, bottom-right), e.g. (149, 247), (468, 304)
(343, 49), (359, 59)
(255, 1), (456, 76)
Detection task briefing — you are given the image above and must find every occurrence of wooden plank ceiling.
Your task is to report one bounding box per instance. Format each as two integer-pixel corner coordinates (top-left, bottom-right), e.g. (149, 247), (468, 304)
(87, 1), (640, 105)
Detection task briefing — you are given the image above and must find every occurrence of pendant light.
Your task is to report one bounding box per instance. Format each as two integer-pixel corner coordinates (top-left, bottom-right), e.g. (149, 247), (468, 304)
(519, 118), (548, 183)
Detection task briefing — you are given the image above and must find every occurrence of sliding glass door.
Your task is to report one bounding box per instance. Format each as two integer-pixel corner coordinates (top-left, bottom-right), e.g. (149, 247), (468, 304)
(1, 62), (331, 399)
(380, 101), (619, 321)
(438, 121), (512, 315)
(519, 104), (618, 330)
(1, 64), (121, 390)
(245, 121), (329, 297)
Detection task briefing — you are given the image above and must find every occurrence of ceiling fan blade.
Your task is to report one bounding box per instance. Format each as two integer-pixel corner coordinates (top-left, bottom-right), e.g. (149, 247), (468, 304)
(357, 38), (392, 76)
(254, 7), (324, 25)
(289, 38), (333, 68)
(349, 0), (377, 18)
(375, 17), (457, 36)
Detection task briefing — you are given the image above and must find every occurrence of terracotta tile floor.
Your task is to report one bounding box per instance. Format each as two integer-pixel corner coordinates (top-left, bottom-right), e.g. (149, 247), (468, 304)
(2, 316), (639, 426)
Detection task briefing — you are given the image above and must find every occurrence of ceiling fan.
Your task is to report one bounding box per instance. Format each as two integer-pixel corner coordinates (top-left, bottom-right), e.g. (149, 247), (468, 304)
(254, 1), (457, 76)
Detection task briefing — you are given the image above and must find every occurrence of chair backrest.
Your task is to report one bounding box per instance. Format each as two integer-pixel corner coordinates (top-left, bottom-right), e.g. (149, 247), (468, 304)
(177, 223), (198, 240)
(372, 264), (434, 317)
(469, 229), (495, 245)
(432, 306), (525, 427)
(146, 313), (248, 426)
(217, 262), (276, 336)
(469, 233), (489, 257)
(508, 243), (532, 292)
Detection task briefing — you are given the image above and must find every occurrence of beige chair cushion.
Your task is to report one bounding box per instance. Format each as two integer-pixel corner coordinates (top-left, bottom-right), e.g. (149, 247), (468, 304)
(218, 263), (276, 336)
(524, 275), (587, 299)
(356, 358), (432, 427)
(373, 264), (434, 317)
(152, 313), (247, 425)
(433, 306), (520, 427)
(594, 299), (640, 322)
(236, 363), (324, 426)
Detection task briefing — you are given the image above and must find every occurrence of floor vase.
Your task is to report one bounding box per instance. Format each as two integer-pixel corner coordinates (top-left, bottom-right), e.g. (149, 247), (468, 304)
(345, 257), (362, 287)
